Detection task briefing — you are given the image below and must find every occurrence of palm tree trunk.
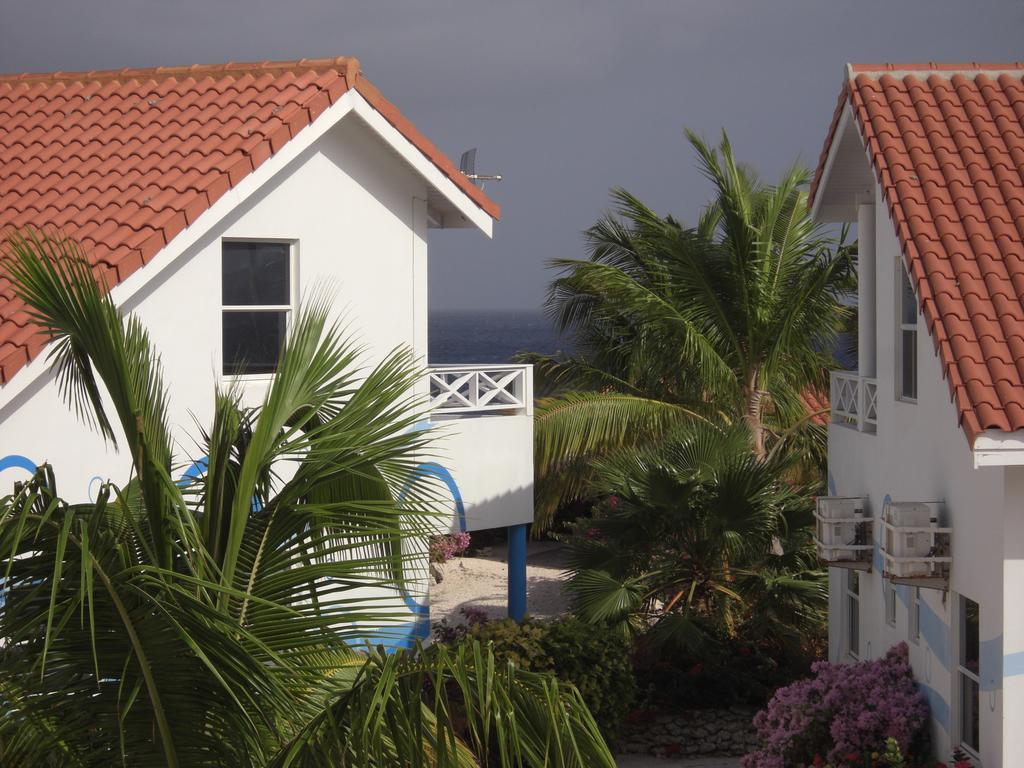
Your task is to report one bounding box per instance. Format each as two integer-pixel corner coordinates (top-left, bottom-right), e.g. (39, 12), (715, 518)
(744, 369), (767, 460)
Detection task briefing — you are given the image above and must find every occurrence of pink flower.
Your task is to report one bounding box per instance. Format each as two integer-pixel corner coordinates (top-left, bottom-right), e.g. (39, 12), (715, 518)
(429, 532), (471, 563)
(741, 643), (929, 768)
(607, 495), (619, 509)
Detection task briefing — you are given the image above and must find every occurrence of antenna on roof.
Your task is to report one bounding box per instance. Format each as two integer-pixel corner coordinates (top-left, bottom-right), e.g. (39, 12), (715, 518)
(459, 148), (503, 190)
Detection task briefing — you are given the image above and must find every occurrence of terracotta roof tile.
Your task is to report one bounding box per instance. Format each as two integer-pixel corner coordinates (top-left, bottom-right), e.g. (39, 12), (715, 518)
(0, 56), (499, 388)
(800, 389), (830, 426)
(811, 64), (1024, 444)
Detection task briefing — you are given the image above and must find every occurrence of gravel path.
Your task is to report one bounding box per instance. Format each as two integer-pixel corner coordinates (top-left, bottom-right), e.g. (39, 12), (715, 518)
(429, 541), (570, 627)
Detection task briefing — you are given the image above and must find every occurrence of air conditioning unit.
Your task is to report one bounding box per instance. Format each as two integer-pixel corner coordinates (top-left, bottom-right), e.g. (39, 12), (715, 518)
(881, 501), (951, 589)
(814, 497), (872, 570)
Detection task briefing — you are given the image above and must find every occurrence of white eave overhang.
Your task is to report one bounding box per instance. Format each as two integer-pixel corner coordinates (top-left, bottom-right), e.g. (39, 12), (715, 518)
(973, 430), (1024, 468)
(809, 102), (877, 224)
(347, 94), (494, 236)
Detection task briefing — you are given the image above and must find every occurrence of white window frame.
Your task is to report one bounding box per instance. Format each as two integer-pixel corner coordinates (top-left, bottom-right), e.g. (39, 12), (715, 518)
(956, 594), (981, 760)
(909, 587), (921, 645)
(896, 261), (918, 402)
(884, 578), (897, 628)
(221, 238), (299, 380)
(845, 569), (860, 660)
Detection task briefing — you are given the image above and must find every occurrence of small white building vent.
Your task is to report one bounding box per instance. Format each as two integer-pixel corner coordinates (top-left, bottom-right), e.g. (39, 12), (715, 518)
(881, 501), (951, 590)
(814, 497), (872, 570)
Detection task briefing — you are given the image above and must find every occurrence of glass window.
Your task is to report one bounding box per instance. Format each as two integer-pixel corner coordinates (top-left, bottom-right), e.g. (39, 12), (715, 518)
(884, 579), (897, 627)
(958, 595), (980, 754)
(909, 587), (921, 644)
(898, 264), (918, 400)
(222, 242), (292, 376)
(846, 570), (860, 659)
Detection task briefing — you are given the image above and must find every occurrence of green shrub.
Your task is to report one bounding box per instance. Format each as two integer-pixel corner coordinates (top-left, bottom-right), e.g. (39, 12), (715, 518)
(632, 633), (822, 710)
(462, 618), (553, 671)
(539, 618), (636, 739)
(434, 613), (636, 741)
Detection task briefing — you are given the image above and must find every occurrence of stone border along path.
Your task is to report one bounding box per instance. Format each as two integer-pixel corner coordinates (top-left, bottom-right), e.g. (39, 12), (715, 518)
(615, 757), (741, 767)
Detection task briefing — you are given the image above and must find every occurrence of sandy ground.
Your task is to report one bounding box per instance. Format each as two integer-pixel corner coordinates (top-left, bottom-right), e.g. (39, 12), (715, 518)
(428, 544), (742, 768)
(429, 540), (570, 627)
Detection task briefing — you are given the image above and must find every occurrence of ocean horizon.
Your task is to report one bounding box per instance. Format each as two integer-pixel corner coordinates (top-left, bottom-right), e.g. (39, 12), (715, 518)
(429, 310), (570, 365)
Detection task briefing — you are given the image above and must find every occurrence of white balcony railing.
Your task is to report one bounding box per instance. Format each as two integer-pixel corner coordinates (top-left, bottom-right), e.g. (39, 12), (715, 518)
(428, 364), (533, 417)
(830, 371), (877, 432)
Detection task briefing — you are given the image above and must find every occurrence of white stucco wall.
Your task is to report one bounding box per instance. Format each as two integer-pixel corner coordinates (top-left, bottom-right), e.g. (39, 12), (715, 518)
(1, 113), (430, 493)
(0, 108), (534, 646)
(428, 414), (534, 532)
(827, 186), (1005, 765)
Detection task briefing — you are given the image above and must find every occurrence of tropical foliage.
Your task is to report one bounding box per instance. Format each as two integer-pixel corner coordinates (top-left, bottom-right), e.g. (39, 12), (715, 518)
(434, 610), (637, 742)
(527, 129), (854, 529)
(560, 421), (826, 656)
(0, 232), (613, 767)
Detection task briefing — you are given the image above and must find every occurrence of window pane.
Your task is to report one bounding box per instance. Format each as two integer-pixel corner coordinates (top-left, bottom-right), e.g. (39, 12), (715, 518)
(223, 311), (287, 375)
(960, 674), (980, 751)
(848, 570), (859, 595)
(222, 242), (290, 306)
(901, 330), (917, 399)
(902, 266), (917, 326)
(911, 588), (921, 642)
(962, 596), (980, 673)
(848, 594), (859, 657)
(886, 581), (896, 625)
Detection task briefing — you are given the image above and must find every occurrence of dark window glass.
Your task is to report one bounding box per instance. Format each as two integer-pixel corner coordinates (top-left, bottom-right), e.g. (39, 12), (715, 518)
(961, 676), (980, 751)
(222, 242), (290, 306)
(959, 595), (980, 752)
(901, 330), (917, 399)
(911, 588), (921, 642)
(962, 597), (980, 672)
(848, 593), (859, 657)
(223, 311), (287, 376)
(847, 571), (859, 657)
(901, 266), (917, 326)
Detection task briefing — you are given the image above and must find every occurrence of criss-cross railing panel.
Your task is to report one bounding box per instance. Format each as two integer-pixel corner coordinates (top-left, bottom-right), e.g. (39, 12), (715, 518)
(830, 371), (878, 433)
(428, 364), (531, 415)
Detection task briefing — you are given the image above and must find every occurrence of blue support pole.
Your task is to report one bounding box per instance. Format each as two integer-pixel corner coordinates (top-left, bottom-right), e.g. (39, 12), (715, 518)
(507, 524), (528, 621)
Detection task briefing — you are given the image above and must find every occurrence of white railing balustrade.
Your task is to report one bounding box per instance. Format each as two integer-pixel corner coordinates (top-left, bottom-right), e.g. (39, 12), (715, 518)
(862, 378), (878, 428)
(428, 364), (533, 417)
(830, 371), (877, 433)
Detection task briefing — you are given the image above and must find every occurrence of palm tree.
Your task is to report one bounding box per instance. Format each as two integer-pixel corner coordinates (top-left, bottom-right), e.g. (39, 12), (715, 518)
(0, 232), (614, 767)
(528, 129), (853, 528)
(563, 421), (826, 652)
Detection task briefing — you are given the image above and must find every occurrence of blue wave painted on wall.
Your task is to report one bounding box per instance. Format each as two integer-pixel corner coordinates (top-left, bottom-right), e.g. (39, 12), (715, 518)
(391, 461), (467, 646)
(918, 681), (950, 732)
(0, 455), (36, 476)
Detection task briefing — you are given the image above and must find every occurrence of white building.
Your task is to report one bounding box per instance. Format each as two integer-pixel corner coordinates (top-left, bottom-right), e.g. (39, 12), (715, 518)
(811, 63), (1024, 767)
(0, 57), (534, 646)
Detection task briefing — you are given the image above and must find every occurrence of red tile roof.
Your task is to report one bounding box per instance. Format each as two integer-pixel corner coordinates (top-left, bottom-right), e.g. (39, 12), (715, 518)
(801, 389), (829, 426)
(811, 63), (1024, 444)
(0, 57), (499, 387)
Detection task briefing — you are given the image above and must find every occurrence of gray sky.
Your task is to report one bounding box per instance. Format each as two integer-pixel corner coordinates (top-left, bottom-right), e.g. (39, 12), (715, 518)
(2, 1), (1022, 310)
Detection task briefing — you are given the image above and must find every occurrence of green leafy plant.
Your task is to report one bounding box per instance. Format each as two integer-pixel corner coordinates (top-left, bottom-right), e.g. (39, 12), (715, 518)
(525, 129), (854, 529)
(0, 231), (614, 767)
(434, 614), (636, 742)
(562, 420), (826, 655)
